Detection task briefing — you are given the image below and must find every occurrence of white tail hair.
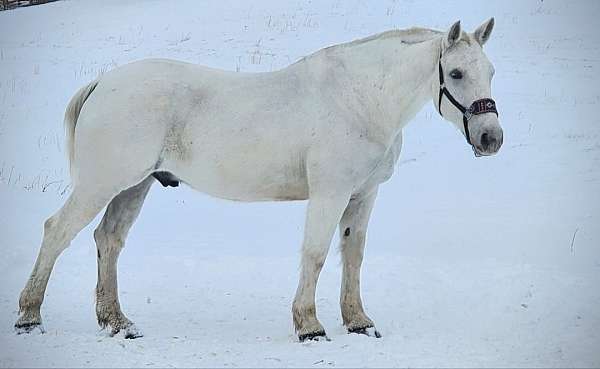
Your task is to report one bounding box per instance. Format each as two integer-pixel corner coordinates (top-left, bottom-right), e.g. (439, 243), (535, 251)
(64, 80), (98, 183)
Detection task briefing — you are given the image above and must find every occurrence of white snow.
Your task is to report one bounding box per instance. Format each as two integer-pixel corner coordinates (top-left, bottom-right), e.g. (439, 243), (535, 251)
(1, 0), (599, 367)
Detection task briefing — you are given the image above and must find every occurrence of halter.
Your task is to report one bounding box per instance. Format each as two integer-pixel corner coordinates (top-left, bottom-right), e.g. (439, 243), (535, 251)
(437, 51), (498, 146)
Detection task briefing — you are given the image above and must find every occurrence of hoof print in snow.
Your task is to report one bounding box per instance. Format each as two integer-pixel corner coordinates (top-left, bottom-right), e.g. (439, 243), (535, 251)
(348, 326), (381, 338)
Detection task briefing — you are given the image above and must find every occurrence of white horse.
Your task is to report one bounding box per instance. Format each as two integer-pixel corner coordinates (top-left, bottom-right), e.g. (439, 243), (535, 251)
(15, 19), (502, 341)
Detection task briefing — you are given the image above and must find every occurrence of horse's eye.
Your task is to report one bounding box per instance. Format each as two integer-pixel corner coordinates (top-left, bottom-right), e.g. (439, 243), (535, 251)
(450, 69), (463, 79)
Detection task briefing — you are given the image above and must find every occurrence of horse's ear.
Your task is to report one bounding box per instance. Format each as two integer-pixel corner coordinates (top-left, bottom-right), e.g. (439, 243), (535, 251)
(474, 17), (494, 46)
(445, 20), (461, 48)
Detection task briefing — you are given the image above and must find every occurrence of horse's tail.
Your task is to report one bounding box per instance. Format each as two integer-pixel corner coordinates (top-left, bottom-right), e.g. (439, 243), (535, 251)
(64, 79), (99, 183)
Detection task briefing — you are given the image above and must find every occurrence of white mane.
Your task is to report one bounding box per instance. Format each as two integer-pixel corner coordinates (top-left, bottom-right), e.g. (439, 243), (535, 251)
(341, 27), (443, 47)
(315, 26), (473, 56)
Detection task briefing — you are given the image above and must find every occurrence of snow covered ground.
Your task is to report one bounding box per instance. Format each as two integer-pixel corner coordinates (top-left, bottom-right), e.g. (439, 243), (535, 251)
(1, 0), (599, 367)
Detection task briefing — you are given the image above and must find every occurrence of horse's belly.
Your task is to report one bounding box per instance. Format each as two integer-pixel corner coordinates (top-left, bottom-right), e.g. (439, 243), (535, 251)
(184, 167), (309, 202)
(171, 147), (309, 202)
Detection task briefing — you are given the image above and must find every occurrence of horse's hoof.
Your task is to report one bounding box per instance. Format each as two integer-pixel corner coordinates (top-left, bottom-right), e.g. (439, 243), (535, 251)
(298, 330), (330, 342)
(123, 324), (143, 339)
(110, 323), (143, 339)
(348, 326), (381, 338)
(14, 322), (45, 335)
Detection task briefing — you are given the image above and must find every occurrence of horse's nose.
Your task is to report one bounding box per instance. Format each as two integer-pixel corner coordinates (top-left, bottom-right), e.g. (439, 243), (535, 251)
(480, 127), (503, 154)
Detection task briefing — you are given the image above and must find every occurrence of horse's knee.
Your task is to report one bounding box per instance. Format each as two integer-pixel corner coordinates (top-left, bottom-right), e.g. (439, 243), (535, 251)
(302, 245), (329, 270)
(308, 255), (326, 271)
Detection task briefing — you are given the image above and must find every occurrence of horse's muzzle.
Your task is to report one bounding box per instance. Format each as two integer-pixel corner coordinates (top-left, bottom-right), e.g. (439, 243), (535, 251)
(472, 124), (503, 156)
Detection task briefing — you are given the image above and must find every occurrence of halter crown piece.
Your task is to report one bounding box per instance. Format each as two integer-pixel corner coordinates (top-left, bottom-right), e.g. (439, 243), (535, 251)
(437, 51), (498, 146)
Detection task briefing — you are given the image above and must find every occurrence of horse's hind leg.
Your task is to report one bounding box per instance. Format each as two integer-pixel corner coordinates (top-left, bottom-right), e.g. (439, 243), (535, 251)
(94, 176), (154, 339)
(15, 183), (121, 333)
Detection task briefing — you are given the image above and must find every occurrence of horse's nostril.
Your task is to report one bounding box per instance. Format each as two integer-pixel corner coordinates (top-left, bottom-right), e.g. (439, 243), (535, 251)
(481, 132), (490, 149)
(480, 132), (498, 152)
(479, 130), (501, 154)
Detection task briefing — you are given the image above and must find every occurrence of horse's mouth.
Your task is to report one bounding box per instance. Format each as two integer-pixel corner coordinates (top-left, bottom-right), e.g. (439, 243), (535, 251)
(472, 145), (496, 157)
(472, 145), (483, 157)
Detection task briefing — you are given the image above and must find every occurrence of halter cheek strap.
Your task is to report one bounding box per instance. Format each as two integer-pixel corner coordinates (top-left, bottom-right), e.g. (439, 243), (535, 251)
(437, 52), (498, 145)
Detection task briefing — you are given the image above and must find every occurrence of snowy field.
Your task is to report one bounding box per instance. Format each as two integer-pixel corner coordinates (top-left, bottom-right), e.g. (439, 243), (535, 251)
(1, 0), (599, 367)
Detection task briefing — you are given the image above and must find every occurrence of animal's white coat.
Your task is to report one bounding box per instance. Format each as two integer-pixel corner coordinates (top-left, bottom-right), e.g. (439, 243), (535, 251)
(16, 19), (502, 340)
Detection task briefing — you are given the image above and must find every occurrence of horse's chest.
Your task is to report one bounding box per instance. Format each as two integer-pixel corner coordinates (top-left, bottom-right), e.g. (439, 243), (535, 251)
(367, 153), (396, 184)
(360, 132), (403, 188)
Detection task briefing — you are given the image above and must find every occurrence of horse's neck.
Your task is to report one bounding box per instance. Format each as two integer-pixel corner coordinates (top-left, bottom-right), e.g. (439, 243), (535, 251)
(313, 36), (441, 144)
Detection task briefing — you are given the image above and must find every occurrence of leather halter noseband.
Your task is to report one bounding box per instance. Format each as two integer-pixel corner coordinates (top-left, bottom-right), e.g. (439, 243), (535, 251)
(437, 51), (498, 146)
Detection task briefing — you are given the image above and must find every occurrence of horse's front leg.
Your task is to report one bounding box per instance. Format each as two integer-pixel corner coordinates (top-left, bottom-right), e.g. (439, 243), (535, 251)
(339, 186), (381, 337)
(293, 191), (351, 342)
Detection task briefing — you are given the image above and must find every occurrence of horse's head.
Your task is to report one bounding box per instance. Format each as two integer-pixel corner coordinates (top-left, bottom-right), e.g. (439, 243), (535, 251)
(433, 18), (503, 157)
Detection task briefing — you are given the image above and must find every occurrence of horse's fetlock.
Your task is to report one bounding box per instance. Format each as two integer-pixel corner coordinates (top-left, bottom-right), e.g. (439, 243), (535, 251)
(292, 302), (318, 331)
(18, 290), (42, 313)
(96, 301), (128, 330)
